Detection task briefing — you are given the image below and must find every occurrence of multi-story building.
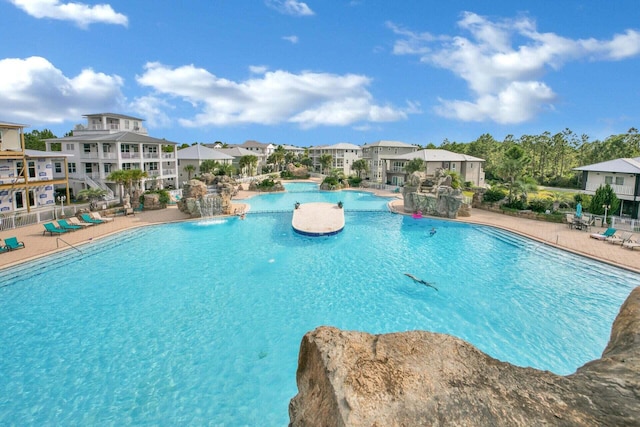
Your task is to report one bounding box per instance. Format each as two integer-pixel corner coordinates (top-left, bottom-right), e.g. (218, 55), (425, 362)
(385, 149), (485, 187)
(574, 157), (640, 219)
(361, 140), (418, 182)
(46, 113), (179, 198)
(0, 121), (71, 214)
(308, 143), (361, 175)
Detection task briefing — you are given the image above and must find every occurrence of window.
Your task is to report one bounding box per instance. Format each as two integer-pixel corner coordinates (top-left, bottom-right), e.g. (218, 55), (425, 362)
(83, 144), (91, 153)
(16, 161), (24, 177)
(66, 143), (74, 150)
(122, 163), (132, 170)
(451, 163), (456, 171)
(125, 120), (130, 130)
(605, 176), (613, 185)
(103, 144), (111, 153)
(85, 164), (93, 173)
(616, 177), (624, 185)
(28, 161), (36, 178)
(54, 162), (62, 173)
(147, 163), (158, 171)
(104, 164), (112, 173)
(121, 145), (130, 153)
(68, 162), (76, 173)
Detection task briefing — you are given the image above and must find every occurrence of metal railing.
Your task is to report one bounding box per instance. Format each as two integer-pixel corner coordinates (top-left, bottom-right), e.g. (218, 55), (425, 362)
(0, 204), (90, 231)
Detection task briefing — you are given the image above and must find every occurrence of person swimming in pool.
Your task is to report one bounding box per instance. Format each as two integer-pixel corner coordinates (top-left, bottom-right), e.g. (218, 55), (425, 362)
(429, 227), (436, 236)
(404, 273), (438, 291)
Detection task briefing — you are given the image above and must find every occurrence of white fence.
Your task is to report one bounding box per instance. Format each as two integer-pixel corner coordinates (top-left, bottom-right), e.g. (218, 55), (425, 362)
(0, 205), (91, 232)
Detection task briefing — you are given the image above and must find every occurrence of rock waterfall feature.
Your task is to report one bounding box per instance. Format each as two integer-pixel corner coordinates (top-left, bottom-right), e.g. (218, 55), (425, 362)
(289, 286), (640, 427)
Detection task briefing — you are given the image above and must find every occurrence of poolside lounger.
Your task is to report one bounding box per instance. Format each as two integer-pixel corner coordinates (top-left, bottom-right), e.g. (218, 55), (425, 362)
(80, 213), (104, 224)
(43, 222), (69, 236)
(0, 240), (8, 253)
(3, 236), (25, 251)
(90, 212), (114, 222)
(622, 238), (640, 250)
(68, 217), (93, 227)
(606, 232), (633, 245)
(589, 228), (616, 240)
(57, 219), (82, 231)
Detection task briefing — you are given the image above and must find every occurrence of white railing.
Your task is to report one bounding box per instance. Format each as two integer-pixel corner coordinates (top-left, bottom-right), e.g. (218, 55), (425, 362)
(0, 204), (90, 231)
(84, 176), (115, 200)
(611, 216), (640, 232)
(80, 152), (99, 159)
(143, 153), (160, 159)
(120, 153), (141, 159)
(162, 153), (175, 159)
(585, 183), (635, 196)
(102, 152), (117, 159)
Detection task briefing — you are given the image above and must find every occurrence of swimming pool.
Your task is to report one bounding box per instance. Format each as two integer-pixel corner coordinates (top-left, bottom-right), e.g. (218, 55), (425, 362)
(0, 188), (637, 425)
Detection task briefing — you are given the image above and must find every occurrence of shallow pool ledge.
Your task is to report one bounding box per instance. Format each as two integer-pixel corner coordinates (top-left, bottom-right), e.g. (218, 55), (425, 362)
(292, 202), (345, 236)
(289, 286), (640, 426)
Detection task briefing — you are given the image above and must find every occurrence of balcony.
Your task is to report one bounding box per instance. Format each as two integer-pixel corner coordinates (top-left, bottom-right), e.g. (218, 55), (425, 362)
(143, 153), (160, 159)
(162, 153), (175, 159)
(585, 182), (636, 197)
(120, 152), (141, 159)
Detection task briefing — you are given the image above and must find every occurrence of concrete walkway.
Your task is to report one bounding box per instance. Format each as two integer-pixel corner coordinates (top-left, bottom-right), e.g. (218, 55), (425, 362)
(1, 192), (639, 273)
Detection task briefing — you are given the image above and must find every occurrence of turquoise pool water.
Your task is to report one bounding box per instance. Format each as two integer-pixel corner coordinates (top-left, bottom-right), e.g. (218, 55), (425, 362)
(0, 186), (637, 425)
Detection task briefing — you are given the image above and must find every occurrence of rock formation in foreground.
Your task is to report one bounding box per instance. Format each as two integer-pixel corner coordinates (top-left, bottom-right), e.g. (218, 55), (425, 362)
(289, 287), (640, 426)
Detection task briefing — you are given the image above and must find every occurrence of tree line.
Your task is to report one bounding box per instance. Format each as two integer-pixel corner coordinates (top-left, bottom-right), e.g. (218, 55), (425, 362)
(434, 128), (640, 187)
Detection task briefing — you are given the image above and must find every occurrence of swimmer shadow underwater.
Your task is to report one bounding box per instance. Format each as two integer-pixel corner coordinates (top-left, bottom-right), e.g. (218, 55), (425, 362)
(404, 273), (438, 291)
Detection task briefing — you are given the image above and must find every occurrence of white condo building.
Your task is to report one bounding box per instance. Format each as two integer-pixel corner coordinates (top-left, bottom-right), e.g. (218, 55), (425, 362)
(308, 143), (361, 175)
(46, 113), (179, 199)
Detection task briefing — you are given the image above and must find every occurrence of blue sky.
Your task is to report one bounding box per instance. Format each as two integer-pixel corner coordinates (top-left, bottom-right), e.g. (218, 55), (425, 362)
(1, 1), (639, 147)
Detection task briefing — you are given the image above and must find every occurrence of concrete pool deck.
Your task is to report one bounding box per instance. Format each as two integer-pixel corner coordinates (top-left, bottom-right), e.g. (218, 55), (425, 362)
(291, 202), (345, 236)
(0, 188), (639, 274)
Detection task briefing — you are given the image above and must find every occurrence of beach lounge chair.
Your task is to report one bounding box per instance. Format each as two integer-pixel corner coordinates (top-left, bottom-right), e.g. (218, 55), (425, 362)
(57, 219), (82, 231)
(606, 232), (633, 245)
(80, 213), (104, 224)
(3, 236), (25, 251)
(622, 237), (640, 250)
(590, 228), (616, 240)
(90, 212), (114, 222)
(68, 217), (93, 227)
(43, 222), (69, 236)
(0, 240), (8, 253)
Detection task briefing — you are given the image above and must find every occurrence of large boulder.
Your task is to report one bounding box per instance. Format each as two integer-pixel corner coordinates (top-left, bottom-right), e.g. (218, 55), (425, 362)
(289, 287), (640, 427)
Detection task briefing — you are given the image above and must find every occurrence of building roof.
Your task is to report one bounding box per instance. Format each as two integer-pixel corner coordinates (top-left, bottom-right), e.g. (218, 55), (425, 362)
(362, 140), (416, 148)
(82, 113), (145, 121)
(309, 142), (361, 151)
(0, 121), (29, 128)
(46, 131), (178, 145)
(240, 140), (273, 148)
(389, 149), (484, 162)
(213, 147), (256, 158)
(574, 157), (640, 174)
(177, 144), (234, 161)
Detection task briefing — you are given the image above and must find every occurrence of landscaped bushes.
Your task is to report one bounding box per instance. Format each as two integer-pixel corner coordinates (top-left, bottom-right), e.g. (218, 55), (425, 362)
(527, 197), (552, 213)
(483, 188), (507, 203)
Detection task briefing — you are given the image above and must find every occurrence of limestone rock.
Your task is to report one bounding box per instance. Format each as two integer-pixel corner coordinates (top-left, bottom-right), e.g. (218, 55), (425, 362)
(289, 287), (640, 427)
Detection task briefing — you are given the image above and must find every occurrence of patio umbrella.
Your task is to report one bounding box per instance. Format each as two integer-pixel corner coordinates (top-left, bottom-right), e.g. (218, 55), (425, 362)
(576, 202), (582, 218)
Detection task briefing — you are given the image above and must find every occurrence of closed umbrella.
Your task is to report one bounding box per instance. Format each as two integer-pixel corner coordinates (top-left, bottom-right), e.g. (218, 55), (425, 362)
(576, 202), (582, 218)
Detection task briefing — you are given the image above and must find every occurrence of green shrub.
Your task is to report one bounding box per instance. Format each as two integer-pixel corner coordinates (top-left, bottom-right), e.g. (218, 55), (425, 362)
(348, 176), (362, 186)
(483, 188), (507, 203)
(323, 176), (339, 186)
(528, 197), (552, 213)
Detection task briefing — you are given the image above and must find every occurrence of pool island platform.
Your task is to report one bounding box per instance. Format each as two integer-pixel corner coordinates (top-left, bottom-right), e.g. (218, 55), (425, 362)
(292, 202), (345, 236)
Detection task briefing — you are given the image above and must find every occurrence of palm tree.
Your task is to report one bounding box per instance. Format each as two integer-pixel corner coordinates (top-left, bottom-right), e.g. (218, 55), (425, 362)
(183, 164), (196, 180)
(106, 169), (129, 204)
(319, 154), (333, 174)
(351, 159), (369, 178)
(239, 155), (258, 176)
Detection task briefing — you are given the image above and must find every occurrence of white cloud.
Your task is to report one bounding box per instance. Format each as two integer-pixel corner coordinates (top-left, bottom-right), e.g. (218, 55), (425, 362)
(136, 62), (416, 129)
(0, 56), (125, 123)
(390, 12), (640, 124)
(249, 65), (269, 74)
(10, 0), (128, 28)
(265, 0), (314, 16)
(283, 35), (299, 44)
(128, 96), (173, 129)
